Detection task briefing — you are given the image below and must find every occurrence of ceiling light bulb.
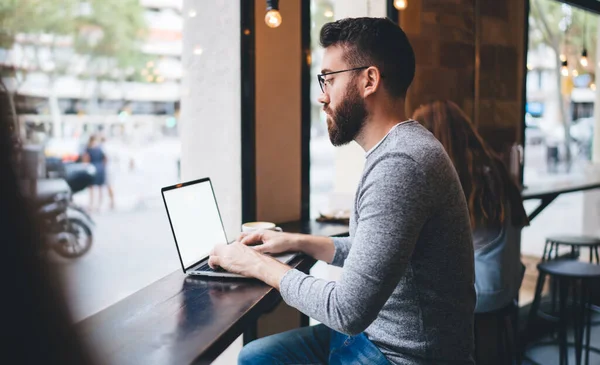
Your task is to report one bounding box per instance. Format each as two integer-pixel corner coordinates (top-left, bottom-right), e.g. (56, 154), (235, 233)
(265, 9), (282, 28)
(580, 48), (588, 67)
(394, 0), (407, 10)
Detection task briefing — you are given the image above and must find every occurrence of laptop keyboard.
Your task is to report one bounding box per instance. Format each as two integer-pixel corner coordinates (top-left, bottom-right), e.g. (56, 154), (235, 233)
(194, 262), (225, 273)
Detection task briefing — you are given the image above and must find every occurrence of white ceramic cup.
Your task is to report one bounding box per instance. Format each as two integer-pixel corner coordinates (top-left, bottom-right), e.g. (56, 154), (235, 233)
(241, 221), (283, 233)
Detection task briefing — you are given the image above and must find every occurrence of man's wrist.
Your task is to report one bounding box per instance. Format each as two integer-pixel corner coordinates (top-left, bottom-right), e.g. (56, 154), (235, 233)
(289, 233), (303, 252)
(256, 255), (292, 290)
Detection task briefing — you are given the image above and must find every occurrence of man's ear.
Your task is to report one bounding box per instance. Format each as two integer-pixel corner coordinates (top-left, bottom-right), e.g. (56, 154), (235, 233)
(362, 66), (381, 98)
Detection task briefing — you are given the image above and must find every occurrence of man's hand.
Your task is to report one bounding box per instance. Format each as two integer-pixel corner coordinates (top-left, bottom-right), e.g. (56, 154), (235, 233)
(208, 242), (291, 289)
(238, 229), (299, 254)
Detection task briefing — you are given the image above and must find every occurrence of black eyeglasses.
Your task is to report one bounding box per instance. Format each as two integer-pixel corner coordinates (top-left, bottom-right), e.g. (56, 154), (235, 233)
(317, 66), (369, 92)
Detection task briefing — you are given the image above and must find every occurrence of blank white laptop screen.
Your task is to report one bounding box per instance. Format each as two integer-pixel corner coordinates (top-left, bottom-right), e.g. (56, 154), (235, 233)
(163, 181), (227, 269)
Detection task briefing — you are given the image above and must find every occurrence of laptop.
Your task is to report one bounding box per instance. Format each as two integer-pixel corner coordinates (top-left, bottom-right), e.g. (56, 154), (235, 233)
(161, 177), (298, 278)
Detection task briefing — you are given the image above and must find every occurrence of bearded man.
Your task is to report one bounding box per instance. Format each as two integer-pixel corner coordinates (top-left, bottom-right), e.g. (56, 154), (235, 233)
(209, 17), (476, 365)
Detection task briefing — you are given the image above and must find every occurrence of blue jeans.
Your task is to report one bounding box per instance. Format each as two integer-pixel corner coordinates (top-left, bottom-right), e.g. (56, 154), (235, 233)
(238, 324), (391, 365)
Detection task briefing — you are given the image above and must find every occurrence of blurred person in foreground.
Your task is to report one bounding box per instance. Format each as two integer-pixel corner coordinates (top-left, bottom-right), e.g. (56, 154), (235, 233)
(209, 18), (476, 364)
(412, 100), (529, 314)
(0, 84), (95, 364)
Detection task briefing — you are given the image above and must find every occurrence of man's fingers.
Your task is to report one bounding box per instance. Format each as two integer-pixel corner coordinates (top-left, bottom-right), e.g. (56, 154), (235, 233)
(208, 255), (219, 269)
(250, 244), (267, 253)
(240, 232), (261, 245)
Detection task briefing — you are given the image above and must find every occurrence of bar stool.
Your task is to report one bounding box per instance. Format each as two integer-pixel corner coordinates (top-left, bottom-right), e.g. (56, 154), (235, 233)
(524, 260), (600, 365)
(542, 236), (600, 263)
(542, 236), (600, 321)
(475, 300), (519, 365)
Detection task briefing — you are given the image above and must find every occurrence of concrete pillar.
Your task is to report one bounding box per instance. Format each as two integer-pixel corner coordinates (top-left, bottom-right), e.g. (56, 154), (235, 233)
(180, 0), (241, 238)
(180, 2), (243, 362)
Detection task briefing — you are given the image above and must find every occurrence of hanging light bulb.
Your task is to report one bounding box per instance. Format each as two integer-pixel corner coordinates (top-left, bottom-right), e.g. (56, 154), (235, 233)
(580, 48), (588, 67)
(394, 0), (408, 10)
(561, 59), (569, 77)
(572, 69), (579, 77)
(560, 54), (567, 62)
(591, 83), (596, 91)
(265, 0), (282, 28)
(561, 60), (569, 77)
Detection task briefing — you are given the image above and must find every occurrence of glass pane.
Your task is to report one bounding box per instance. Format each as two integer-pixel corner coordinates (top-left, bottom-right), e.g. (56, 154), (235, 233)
(523, 0), (598, 257)
(1, 0), (182, 320)
(525, 0), (597, 184)
(309, 0), (336, 218)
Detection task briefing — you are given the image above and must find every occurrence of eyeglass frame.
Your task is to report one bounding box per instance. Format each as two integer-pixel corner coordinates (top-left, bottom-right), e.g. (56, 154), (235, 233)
(317, 66), (370, 93)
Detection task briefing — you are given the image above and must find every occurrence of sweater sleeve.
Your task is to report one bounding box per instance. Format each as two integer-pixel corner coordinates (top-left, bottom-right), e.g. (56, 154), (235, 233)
(330, 236), (352, 267)
(279, 153), (432, 335)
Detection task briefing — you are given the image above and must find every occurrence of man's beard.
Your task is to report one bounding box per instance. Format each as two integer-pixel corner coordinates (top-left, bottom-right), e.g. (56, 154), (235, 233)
(326, 83), (368, 146)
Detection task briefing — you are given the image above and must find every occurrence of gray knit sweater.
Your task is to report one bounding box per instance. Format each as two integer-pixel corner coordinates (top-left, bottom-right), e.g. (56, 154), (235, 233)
(280, 121), (476, 364)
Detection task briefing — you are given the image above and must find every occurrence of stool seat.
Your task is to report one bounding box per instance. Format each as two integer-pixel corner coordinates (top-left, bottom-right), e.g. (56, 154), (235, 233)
(538, 260), (600, 279)
(546, 235), (600, 247)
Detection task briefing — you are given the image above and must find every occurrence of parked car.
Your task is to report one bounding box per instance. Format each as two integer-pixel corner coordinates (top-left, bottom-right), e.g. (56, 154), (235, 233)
(44, 138), (85, 162)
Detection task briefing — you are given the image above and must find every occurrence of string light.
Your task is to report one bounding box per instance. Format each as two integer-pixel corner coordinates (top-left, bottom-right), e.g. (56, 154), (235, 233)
(324, 10), (333, 18)
(265, 0), (282, 28)
(591, 83), (596, 91)
(188, 9), (197, 18)
(394, 0), (408, 10)
(572, 69), (579, 77)
(193, 46), (203, 55)
(580, 48), (588, 67)
(560, 54), (567, 62)
(561, 60), (569, 77)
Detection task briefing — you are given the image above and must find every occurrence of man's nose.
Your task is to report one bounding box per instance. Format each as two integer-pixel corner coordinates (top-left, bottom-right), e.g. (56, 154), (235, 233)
(317, 92), (329, 105)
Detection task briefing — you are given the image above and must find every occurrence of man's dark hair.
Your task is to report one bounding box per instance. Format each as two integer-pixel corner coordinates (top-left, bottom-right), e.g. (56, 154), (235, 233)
(320, 17), (415, 98)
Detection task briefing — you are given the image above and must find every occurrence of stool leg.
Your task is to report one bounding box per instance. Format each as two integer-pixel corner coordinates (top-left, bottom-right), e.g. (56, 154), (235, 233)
(558, 278), (569, 365)
(551, 243), (559, 322)
(589, 247), (593, 264)
(574, 278), (584, 365)
(584, 280), (592, 365)
(594, 246), (599, 265)
(497, 314), (506, 365)
(514, 302), (523, 365)
(474, 317), (480, 365)
(527, 271), (547, 346)
(504, 315), (516, 365)
(552, 275), (559, 324)
(542, 240), (550, 262)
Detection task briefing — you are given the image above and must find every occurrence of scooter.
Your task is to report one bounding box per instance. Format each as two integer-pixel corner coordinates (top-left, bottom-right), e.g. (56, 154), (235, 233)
(36, 178), (94, 258)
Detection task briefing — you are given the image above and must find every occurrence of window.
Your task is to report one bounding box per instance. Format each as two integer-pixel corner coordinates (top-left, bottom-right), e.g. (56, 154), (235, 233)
(1, 0), (183, 321)
(523, 0), (599, 257)
(309, 0), (336, 218)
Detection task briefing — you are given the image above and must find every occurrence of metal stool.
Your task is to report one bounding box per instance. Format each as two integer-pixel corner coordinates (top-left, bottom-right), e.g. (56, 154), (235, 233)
(475, 300), (519, 365)
(543, 236), (600, 263)
(542, 236), (600, 322)
(524, 260), (600, 365)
